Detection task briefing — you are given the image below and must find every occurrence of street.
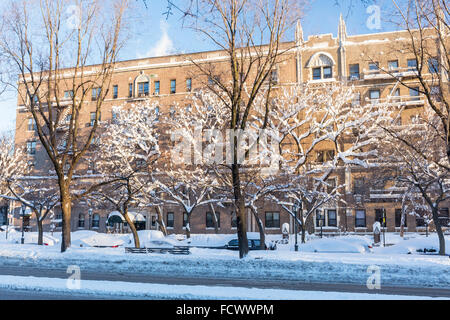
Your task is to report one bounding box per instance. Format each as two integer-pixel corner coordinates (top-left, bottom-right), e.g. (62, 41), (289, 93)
(0, 265), (448, 299)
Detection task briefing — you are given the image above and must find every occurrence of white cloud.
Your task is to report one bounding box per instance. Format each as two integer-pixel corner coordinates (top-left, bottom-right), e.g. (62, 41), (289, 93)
(143, 20), (175, 57)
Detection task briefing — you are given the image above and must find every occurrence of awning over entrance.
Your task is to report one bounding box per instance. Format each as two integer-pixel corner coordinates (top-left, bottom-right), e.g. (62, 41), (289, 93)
(107, 211), (146, 223)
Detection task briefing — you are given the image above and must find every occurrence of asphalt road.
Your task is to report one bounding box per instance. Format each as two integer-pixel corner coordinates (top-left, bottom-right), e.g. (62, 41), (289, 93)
(0, 265), (449, 299)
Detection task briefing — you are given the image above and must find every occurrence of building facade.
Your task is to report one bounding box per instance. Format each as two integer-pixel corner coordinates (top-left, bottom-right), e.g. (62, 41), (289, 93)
(11, 16), (449, 236)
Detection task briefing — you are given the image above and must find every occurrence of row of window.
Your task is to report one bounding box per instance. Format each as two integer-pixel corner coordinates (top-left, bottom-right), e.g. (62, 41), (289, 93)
(165, 211), (281, 229)
(354, 208), (449, 228)
(66, 207), (450, 230)
(348, 57), (439, 80)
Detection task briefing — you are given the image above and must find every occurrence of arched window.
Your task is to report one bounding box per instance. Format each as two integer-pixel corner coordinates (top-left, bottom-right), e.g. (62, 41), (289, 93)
(306, 52), (336, 80)
(134, 72), (151, 97)
(92, 214), (100, 229)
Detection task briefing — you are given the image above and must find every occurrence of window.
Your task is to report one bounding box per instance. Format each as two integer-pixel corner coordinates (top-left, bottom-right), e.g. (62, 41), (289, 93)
(416, 216), (426, 227)
(316, 150), (335, 163)
(155, 106), (159, 121)
(170, 80), (176, 94)
(316, 209), (325, 227)
(270, 69), (279, 83)
(326, 178), (336, 194)
(138, 82), (149, 96)
(323, 66), (332, 79)
(438, 208), (449, 227)
(186, 78), (192, 92)
(409, 87), (420, 101)
(91, 87), (101, 101)
(431, 86), (442, 102)
(375, 209), (386, 227)
(113, 85), (118, 99)
(312, 67), (322, 80)
(369, 62), (379, 73)
(392, 88), (400, 102)
(78, 214), (85, 228)
(349, 64), (360, 80)
(27, 118), (36, 131)
(183, 212), (188, 227)
(154, 81), (160, 95)
(206, 212), (220, 228)
(231, 212), (237, 228)
(265, 212), (280, 228)
(428, 57), (439, 74)
(353, 178), (365, 194)
(355, 210), (366, 228)
(395, 209), (407, 228)
(27, 141), (36, 155)
(167, 212), (174, 228)
(92, 214), (100, 228)
(407, 59), (417, 71)
(352, 92), (361, 106)
(128, 83), (133, 98)
(90, 112), (100, 126)
(327, 209), (337, 227)
(369, 89), (380, 102)
(64, 90), (74, 99)
(388, 60), (399, 71)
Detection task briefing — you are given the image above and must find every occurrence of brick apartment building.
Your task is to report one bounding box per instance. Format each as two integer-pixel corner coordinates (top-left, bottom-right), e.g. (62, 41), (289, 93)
(3, 16), (449, 236)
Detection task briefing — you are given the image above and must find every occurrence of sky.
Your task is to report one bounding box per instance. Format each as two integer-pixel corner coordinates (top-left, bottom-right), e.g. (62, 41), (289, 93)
(0, 0), (397, 136)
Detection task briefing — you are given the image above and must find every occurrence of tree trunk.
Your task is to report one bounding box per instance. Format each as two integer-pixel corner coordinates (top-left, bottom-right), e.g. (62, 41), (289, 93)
(155, 206), (167, 236)
(37, 218), (44, 246)
(209, 202), (219, 234)
(60, 184), (72, 253)
(250, 207), (265, 250)
(185, 212), (191, 239)
(123, 208), (140, 248)
(232, 164), (249, 258)
(432, 207), (446, 256)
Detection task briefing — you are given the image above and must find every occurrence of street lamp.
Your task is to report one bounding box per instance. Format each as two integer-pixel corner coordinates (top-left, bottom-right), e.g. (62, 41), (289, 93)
(319, 219), (323, 238)
(293, 201), (302, 252)
(20, 204), (26, 244)
(382, 208), (386, 247)
(88, 208), (93, 230)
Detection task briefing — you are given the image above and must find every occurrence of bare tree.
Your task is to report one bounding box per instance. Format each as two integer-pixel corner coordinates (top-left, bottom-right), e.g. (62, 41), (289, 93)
(179, 0), (305, 258)
(2, 177), (59, 245)
(0, 0), (129, 252)
(93, 102), (161, 248)
(376, 104), (449, 255)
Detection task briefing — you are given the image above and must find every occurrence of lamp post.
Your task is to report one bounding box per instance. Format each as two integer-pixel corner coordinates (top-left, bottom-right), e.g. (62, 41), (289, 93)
(20, 204), (26, 244)
(319, 219), (323, 238)
(293, 201), (301, 252)
(5, 204), (9, 240)
(88, 208), (93, 230)
(382, 208), (386, 247)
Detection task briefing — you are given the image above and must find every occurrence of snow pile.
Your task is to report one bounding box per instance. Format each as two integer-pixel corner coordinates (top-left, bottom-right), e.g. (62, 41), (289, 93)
(376, 235), (450, 255)
(0, 230), (59, 246)
(300, 237), (370, 253)
(72, 233), (124, 248)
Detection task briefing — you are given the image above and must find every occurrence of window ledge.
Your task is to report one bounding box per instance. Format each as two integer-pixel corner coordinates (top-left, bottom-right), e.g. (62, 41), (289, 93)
(308, 78), (337, 84)
(265, 227), (280, 230)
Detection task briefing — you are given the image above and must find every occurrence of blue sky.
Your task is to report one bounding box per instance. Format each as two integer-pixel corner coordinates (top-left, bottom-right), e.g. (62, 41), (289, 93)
(0, 0), (397, 135)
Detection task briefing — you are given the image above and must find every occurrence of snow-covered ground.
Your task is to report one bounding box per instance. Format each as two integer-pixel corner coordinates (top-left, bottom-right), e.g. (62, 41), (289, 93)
(0, 230), (449, 290)
(0, 275), (447, 300)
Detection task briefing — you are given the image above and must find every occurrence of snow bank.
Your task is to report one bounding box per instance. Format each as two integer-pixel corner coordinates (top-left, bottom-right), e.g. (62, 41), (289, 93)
(0, 275), (447, 300)
(300, 237), (369, 253)
(72, 233), (124, 248)
(375, 235), (450, 255)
